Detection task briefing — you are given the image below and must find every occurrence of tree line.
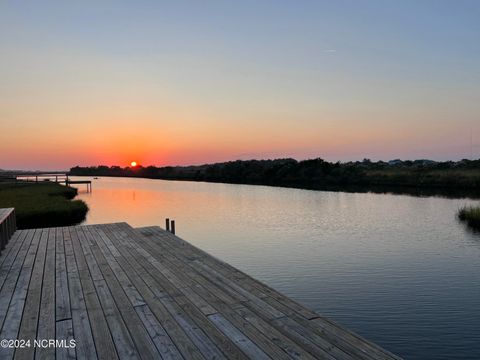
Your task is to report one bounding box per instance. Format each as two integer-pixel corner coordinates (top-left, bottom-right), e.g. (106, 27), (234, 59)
(70, 158), (480, 197)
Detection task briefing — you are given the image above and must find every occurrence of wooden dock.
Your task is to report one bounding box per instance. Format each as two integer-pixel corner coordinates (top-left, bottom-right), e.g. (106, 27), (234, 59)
(0, 208), (16, 253)
(0, 220), (401, 359)
(12, 173), (92, 192)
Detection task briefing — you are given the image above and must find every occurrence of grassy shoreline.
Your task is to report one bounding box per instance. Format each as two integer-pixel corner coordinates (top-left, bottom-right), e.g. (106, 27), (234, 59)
(0, 182), (88, 229)
(458, 206), (480, 230)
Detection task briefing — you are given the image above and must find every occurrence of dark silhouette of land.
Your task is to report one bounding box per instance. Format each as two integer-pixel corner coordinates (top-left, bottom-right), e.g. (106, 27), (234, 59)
(69, 157), (480, 198)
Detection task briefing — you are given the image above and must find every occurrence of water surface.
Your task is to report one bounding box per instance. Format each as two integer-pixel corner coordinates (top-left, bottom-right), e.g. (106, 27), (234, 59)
(72, 176), (480, 360)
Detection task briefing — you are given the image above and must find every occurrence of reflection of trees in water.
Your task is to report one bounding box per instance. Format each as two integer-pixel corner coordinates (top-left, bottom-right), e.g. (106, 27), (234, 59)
(69, 158), (480, 200)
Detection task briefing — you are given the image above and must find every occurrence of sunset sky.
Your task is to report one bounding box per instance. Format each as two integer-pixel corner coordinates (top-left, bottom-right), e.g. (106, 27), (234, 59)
(1, 1), (480, 170)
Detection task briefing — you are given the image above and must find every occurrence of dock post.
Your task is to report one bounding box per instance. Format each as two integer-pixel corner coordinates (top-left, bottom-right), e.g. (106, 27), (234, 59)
(171, 220), (175, 235)
(166, 218), (170, 232)
(12, 208), (16, 233)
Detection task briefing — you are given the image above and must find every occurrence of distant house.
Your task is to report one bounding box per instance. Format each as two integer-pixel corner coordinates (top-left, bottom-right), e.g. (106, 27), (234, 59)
(418, 159), (436, 165)
(388, 159), (403, 165)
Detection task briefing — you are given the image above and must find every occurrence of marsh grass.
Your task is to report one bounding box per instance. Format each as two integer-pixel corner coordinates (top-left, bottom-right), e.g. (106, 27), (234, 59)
(458, 206), (480, 230)
(0, 182), (88, 229)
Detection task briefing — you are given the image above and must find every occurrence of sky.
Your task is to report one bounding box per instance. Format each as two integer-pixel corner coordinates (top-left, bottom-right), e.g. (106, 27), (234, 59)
(1, 0), (480, 170)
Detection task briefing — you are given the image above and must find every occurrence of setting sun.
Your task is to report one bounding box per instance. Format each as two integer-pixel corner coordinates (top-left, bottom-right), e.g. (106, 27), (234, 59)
(130, 161), (137, 167)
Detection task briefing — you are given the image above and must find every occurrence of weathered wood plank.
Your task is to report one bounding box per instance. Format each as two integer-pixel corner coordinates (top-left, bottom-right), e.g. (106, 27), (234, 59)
(207, 313), (270, 360)
(65, 227), (99, 360)
(102, 224), (217, 358)
(56, 227), (71, 321)
(122, 228), (245, 359)
(56, 319), (76, 360)
(134, 304), (184, 360)
(310, 317), (402, 360)
(0, 229), (41, 360)
(233, 306), (316, 360)
(0, 229), (24, 271)
(68, 226), (118, 360)
(133, 227), (256, 311)
(173, 295), (249, 360)
(80, 226), (159, 360)
(121, 225), (243, 308)
(36, 228), (57, 360)
(115, 226), (296, 359)
(142, 227), (304, 319)
(160, 295), (227, 360)
(86, 226), (145, 307)
(96, 224), (205, 360)
(0, 230), (29, 294)
(153, 226), (324, 333)
(116, 225), (292, 360)
(93, 279), (140, 359)
(270, 316), (353, 360)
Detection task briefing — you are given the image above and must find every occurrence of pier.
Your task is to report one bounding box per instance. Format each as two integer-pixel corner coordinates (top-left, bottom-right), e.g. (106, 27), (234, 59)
(12, 173), (92, 192)
(0, 211), (401, 359)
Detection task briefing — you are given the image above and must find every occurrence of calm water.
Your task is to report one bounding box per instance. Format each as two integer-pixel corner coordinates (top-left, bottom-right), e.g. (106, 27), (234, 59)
(72, 176), (480, 360)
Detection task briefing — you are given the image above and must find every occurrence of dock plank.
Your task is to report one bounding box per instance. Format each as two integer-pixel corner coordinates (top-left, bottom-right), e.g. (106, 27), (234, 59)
(0, 231), (32, 324)
(56, 319), (76, 360)
(96, 224), (208, 360)
(69, 226), (120, 360)
(0, 229), (42, 360)
(80, 226), (159, 360)
(56, 227), (72, 322)
(36, 228), (57, 360)
(134, 304), (184, 360)
(117, 225), (300, 359)
(103, 225), (250, 360)
(65, 227), (100, 360)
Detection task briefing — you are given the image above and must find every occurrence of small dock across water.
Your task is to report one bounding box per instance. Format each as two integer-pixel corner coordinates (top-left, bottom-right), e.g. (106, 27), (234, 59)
(0, 213), (401, 359)
(12, 173), (92, 192)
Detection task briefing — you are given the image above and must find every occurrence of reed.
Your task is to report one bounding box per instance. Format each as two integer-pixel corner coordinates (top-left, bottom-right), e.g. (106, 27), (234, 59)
(458, 206), (480, 230)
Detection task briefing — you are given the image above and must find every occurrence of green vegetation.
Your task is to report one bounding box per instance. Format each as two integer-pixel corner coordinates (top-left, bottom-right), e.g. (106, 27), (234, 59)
(70, 158), (480, 198)
(458, 206), (480, 230)
(0, 182), (88, 229)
